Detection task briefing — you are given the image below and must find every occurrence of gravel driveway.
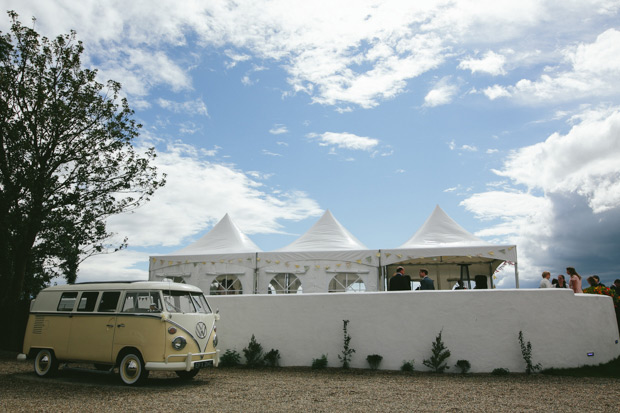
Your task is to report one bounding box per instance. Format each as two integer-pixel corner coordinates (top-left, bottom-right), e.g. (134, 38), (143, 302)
(1, 352), (618, 412)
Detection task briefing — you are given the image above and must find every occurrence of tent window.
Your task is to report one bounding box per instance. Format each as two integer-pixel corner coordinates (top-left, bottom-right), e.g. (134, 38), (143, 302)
(210, 275), (242, 295)
(169, 277), (186, 284)
(268, 273), (302, 294)
(329, 273), (365, 293)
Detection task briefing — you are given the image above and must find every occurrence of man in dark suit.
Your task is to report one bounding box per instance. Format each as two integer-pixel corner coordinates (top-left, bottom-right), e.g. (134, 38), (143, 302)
(389, 266), (412, 291)
(419, 268), (435, 290)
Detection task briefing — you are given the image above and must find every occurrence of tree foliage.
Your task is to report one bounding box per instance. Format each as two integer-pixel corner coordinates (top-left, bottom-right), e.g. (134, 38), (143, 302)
(0, 11), (165, 305)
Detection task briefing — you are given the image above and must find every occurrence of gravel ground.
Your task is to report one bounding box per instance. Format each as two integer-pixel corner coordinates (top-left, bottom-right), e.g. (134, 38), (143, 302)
(1, 352), (619, 412)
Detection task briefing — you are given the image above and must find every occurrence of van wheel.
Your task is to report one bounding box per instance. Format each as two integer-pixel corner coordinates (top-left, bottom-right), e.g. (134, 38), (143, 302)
(34, 349), (58, 377)
(176, 369), (200, 380)
(118, 352), (149, 385)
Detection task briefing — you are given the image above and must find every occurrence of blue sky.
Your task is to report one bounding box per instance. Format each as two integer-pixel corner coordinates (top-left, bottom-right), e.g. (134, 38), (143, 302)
(4, 1), (620, 288)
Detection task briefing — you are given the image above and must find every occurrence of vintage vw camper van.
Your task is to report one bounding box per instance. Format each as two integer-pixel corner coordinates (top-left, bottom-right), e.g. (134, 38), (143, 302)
(19, 281), (219, 385)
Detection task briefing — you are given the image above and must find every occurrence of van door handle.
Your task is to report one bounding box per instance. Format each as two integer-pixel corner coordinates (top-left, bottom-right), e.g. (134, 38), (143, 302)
(117, 324), (125, 328)
(106, 324), (114, 328)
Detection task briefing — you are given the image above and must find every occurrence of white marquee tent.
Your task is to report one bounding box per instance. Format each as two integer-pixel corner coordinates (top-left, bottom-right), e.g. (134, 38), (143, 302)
(150, 206), (518, 295)
(381, 205), (518, 290)
(256, 210), (380, 294)
(149, 213), (261, 295)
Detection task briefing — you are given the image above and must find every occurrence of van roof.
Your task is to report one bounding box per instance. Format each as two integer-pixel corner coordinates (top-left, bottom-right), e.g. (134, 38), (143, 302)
(40, 281), (202, 293)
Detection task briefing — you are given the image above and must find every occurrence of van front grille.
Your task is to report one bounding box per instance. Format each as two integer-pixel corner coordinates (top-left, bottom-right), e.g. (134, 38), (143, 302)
(32, 315), (45, 334)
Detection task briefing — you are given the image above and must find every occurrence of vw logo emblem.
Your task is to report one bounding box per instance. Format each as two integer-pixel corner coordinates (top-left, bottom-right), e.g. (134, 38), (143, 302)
(195, 322), (208, 339)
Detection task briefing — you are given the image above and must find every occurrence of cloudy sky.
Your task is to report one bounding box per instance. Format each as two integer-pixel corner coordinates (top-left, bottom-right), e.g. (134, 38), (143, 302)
(4, 1), (620, 288)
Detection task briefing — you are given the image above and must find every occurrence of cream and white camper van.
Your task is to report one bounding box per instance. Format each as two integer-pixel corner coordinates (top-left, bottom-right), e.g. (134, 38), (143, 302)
(19, 281), (219, 385)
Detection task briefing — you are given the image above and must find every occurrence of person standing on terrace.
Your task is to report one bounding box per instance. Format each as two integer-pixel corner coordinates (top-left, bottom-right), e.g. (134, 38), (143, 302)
(567, 267), (583, 293)
(539, 271), (553, 288)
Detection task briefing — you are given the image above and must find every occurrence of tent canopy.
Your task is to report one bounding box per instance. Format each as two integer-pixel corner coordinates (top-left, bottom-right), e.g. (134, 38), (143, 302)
(168, 213), (261, 256)
(382, 205), (517, 266)
(276, 209), (367, 252)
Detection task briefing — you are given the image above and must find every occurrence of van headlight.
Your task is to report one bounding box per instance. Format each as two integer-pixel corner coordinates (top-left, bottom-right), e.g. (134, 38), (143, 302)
(213, 333), (218, 347)
(172, 336), (187, 350)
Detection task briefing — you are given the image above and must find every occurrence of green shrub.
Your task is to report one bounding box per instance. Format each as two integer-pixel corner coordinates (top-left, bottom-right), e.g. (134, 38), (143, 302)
(312, 354), (328, 369)
(455, 359), (471, 374)
(219, 349), (241, 367)
(243, 334), (264, 367)
(492, 367), (510, 376)
(366, 354), (383, 370)
(518, 331), (541, 375)
(400, 360), (415, 372)
(264, 349), (281, 367)
(422, 330), (451, 373)
(338, 320), (355, 369)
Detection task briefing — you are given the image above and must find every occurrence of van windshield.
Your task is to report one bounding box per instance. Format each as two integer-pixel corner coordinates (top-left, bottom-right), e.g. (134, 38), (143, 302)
(163, 291), (212, 314)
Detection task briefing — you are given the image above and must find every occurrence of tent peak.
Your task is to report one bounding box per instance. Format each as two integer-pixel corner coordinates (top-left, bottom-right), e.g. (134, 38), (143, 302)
(398, 205), (490, 248)
(170, 213), (262, 255)
(276, 210), (367, 251)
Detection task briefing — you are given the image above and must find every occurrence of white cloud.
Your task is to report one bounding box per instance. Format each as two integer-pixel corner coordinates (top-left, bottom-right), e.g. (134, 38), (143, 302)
(307, 132), (379, 151)
(262, 149), (282, 157)
(462, 106), (620, 287)
(8, 0), (619, 109)
(423, 77), (459, 107)
(458, 51), (506, 75)
(487, 29), (620, 104)
(157, 98), (209, 117)
(494, 107), (620, 213)
(483, 84), (511, 100)
(448, 140), (477, 152)
(224, 49), (251, 69)
(269, 124), (289, 135)
(106, 141), (323, 248)
(78, 250), (150, 282)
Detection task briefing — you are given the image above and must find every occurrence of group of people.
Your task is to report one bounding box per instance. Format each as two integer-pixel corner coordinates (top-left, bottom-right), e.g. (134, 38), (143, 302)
(539, 267), (620, 294)
(388, 266), (435, 291)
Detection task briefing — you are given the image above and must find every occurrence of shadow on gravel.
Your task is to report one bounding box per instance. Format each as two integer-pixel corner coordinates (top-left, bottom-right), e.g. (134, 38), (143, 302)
(14, 367), (210, 389)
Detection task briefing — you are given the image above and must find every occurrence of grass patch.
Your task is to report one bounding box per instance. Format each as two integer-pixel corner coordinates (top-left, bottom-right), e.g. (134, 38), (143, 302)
(541, 357), (620, 378)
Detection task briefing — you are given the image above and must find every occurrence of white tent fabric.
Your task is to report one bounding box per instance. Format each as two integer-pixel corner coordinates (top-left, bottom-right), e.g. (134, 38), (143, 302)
(381, 205), (518, 289)
(276, 209), (368, 251)
(382, 205), (517, 265)
(149, 214), (260, 294)
(257, 210), (379, 294)
(171, 213), (262, 255)
(400, 204), (492, 247)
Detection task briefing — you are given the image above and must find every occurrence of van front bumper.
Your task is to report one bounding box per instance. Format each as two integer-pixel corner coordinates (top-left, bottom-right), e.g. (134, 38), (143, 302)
(145, 349), (220, 371)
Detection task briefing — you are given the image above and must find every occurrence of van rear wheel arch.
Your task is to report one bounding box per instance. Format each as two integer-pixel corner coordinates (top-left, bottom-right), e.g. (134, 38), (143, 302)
(34, 348), (59, 378)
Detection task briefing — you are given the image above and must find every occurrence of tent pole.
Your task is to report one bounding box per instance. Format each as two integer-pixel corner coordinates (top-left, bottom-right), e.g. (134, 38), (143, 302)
(254, 252), (258, 294)
(378, 251), (383, 291)
(514, 261), (519, 289)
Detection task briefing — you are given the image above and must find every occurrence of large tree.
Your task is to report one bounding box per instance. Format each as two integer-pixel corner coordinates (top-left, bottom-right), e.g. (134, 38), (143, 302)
(0, 11), (165, 308)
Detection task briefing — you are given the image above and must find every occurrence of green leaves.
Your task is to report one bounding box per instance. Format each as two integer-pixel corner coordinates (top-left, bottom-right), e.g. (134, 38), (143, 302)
(0, 11), (165, 302)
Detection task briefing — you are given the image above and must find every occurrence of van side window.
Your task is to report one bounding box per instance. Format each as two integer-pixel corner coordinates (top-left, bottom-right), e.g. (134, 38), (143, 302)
(122, 291), (162, 313)
(77, 292), (99, 312)
(98, 291), (120, 312)
(57, 292), (78, 311)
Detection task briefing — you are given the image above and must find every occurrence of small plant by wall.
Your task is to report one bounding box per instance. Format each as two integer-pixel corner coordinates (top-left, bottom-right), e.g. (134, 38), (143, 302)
(400, 360), (415, 372)
(264, 349), (281, 367)
(422, 330), (451, 373)
(243, 334), (264, 367)
(455, 359), (471, 374)
(492, 367), (510, 376)
(312, 354), (328, 369)
(338, 320), (356, 369)
(366, 354), (383, 370)
(219, 349), (241, 367)
(518, 331), (541, 375)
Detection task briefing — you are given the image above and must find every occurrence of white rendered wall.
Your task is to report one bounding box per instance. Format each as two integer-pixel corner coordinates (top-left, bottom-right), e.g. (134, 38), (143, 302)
(209, 289), (620, 373)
